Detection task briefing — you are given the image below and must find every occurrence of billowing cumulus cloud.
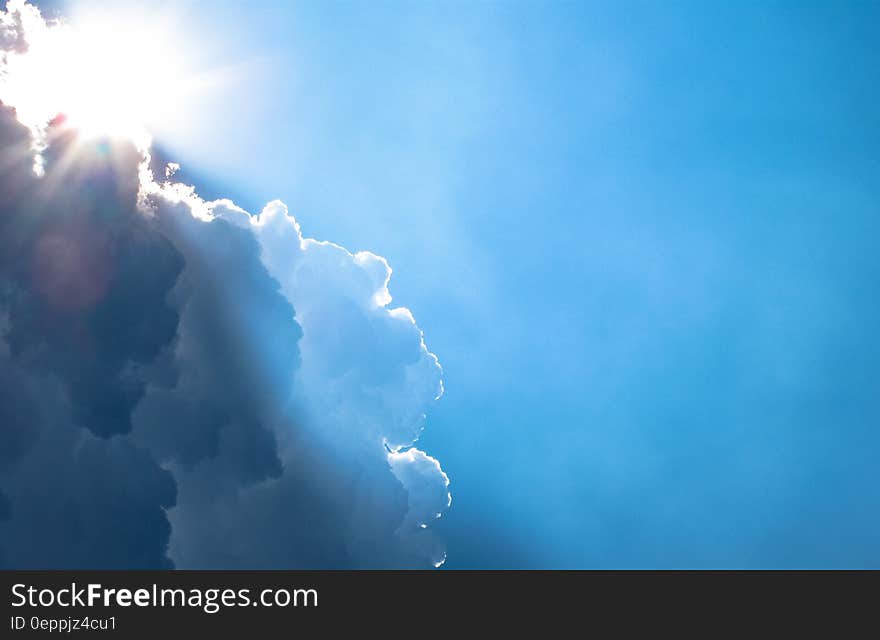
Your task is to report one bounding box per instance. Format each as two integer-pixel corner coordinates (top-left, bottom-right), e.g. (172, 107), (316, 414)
(0, 1), (449, 569)
(0, 106), (181, 569)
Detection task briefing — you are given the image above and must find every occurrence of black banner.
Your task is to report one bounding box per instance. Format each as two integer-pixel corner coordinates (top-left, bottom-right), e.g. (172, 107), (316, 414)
(0, 570), (872, 636)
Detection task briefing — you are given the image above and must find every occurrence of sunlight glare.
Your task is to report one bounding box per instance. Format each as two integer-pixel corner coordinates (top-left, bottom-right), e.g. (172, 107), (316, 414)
(1, 7), (199, 147)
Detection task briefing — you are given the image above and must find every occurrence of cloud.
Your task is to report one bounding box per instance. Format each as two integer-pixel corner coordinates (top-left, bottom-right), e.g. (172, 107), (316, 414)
(132, 192), (448, 567)
(0, 0), (31, 57)
(0, 2), (450, 569)
(0, 102), (182, 568)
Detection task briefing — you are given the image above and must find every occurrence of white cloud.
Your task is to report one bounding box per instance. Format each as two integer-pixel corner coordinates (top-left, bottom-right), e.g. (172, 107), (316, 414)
(0, 0), (35, 56)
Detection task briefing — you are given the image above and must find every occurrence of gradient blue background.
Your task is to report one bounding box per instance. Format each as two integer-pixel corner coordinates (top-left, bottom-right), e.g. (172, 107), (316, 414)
(52, 0), (880, 567)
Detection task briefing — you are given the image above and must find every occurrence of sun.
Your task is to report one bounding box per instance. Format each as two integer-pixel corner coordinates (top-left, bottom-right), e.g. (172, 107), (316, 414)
(1, 3), (203, 147)
(30, 22), (185, 143)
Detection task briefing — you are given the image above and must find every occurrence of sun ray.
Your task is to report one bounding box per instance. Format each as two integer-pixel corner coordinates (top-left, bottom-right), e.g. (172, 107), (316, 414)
(0, 2), (213, 151)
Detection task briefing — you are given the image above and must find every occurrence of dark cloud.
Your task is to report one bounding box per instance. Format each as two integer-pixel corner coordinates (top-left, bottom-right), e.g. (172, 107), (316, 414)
(0, 103), (182, 568)
(2, 424), (176, 569)
(132, 209), (299, 484)
(0, 2), (449, 569)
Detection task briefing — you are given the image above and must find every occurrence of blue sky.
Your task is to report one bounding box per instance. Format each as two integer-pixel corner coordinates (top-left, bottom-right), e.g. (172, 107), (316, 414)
(55, 0), (880, 567)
